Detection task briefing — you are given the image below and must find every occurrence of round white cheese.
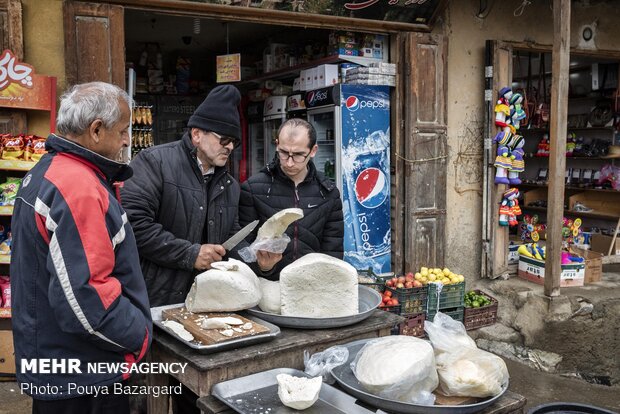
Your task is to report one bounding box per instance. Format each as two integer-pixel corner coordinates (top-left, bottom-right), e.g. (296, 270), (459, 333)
(258, 278), (281, 314)
(276, 374), (322, 410)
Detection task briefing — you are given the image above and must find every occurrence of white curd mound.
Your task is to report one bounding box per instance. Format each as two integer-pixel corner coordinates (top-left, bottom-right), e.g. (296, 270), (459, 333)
(276, 374), (322, 410)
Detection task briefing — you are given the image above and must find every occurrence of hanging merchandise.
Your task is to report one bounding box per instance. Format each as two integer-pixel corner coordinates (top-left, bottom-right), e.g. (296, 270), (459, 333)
(507, 134), (525, 185)
(493, 130), (512, 185)
(493, 86), (527, 187)
(520, 214), (547, 242)
(535, 134), (550, 157)
(498, 188), (521, 227)
(494, 87), (513, 129)
(562, 217), (582, 246)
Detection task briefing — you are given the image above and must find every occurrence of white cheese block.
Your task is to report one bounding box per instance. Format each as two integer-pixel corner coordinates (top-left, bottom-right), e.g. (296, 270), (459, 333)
(185, 259), (261, 312)
(200, 316), (244, 330)
(280, 253), (358, 318)
(258, 278), (281, 314)
(162, 320), (194, 342)
(353, 336), (438, 404)
(276, 374), (322, 410)
(257, 208), (304, 240)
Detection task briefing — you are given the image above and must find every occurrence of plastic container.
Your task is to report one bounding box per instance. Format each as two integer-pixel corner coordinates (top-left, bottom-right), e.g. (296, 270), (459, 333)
(386, 285), (428, 314)
(427, 281), (465, 311)
(527, 402), (618, 414)
(464, 289), (499, 330)
(426, 306), (464, 323)
(398, 312), (425, 338)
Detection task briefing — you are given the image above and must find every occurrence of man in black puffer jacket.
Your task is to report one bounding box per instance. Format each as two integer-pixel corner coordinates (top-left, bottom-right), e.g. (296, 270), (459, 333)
(240, 118), (344, 279)
(122, 85), (279, 306)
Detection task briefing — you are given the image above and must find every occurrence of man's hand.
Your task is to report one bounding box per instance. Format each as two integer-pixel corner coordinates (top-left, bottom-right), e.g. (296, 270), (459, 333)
(194, 244), (226, 270)
(257, 250), (283, 272)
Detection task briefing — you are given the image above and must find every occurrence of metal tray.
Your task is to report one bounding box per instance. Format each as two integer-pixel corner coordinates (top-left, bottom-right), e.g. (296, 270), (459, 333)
(331, 338), (509, 414)
(212, 367), (388, 414)
(245, 285), (382, 329)
(151, 304), (280, 354)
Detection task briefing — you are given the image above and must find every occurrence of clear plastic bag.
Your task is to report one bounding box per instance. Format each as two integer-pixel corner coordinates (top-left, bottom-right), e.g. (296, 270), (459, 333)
(238, 234), (291, 262)
(424, 312), (509, 398)
(350, 337), (437, 406)
(303, 346), (349, 384)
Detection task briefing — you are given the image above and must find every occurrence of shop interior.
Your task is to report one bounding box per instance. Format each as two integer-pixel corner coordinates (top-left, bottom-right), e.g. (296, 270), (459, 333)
(124, 10), (392, 184)
(510, 50), (620, 253)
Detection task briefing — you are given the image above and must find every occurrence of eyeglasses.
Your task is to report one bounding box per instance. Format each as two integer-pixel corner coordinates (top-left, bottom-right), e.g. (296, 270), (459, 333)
(276, 148), (310, 163)
(211, 131), (240, 149)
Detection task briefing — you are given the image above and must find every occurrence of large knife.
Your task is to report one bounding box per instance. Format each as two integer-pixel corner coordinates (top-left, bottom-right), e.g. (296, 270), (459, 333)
(222, 220), (259, 251)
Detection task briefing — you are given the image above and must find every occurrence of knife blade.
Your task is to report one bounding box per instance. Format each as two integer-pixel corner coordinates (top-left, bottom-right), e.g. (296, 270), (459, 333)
(222, 220), (259, 251)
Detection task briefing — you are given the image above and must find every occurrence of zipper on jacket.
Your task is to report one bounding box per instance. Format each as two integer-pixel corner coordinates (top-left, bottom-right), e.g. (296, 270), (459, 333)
(293, 188), (300, 260)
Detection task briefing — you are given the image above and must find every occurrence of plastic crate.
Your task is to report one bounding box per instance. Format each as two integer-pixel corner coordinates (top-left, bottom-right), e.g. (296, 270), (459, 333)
(464, 290), (498, 330)
(380, 304), (401, 315)
(358, 271), (393, 293)
(427, 306), (464, 323)
(398, 313), (425, 338)
(386, 285), (428, 314)
(427, 281), (465, 311)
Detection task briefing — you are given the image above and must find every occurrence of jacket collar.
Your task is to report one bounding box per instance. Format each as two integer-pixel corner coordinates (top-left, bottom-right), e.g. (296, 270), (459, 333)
(46, 133), (133, 182)
(181, 131), (228, 182)
(265, 157), (336, 192)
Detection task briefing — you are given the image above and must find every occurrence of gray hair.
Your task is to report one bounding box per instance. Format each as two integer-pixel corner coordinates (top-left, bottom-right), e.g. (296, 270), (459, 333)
(56, 82), (131, 136)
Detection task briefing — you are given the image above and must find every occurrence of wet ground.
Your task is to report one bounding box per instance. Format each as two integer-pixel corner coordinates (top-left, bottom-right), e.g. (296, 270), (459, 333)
(1, 359), (619, 414)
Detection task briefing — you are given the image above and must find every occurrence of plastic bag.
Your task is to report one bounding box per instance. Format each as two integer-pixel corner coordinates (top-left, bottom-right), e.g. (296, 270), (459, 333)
(238, 233), (291, 262)
(424, 312), (509, 398)
(303, 346), (349, 384)
(350, 337), (438, 405)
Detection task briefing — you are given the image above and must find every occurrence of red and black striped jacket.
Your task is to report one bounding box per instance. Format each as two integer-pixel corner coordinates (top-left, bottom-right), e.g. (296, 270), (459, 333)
(10, 134), (152, 400)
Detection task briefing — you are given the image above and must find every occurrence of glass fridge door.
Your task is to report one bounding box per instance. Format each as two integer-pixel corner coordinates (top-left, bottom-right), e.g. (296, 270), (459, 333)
(263, 116), (284, 168)
(249, 122), (265, 176)
(307, 107), (336, 180)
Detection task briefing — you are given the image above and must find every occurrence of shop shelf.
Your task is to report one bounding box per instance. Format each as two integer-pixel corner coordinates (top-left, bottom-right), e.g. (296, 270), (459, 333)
(0, 256), (9, 264)
(0, 307), (10, 318)
(0, 206), (13, 216)
(523, 205), (620, 221)
(0, 159), (36, 171)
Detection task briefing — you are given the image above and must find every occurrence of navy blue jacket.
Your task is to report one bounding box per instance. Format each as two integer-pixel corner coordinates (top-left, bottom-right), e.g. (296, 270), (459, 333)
(10, 134), (152, 400)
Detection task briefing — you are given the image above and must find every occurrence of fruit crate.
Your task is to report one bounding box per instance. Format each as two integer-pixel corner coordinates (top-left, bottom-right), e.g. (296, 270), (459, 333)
(380, 304), (401, 315)
(464, 290), (498, 330)
(427, 281), (465, 311)
(398, 313), (425, 338)
(386, 285), (428, 314)
(426, 306), (464, 323)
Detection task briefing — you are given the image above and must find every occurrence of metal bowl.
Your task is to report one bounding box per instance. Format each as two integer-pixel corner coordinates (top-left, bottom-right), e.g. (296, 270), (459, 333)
(331, 338), (509, 414)
(245, 285), (381, 329)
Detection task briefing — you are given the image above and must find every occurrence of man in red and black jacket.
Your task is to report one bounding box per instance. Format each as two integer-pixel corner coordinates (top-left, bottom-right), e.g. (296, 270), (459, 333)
(10, 82), (152, 414)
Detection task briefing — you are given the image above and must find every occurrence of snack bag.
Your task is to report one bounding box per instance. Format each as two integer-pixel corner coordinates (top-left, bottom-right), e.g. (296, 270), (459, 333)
(29, 136), (47, 162)
(0, 276), (10, 308)
(0, 177), (21, 206)
(2, 135), (25, 160)
(0, 233), (10, 255)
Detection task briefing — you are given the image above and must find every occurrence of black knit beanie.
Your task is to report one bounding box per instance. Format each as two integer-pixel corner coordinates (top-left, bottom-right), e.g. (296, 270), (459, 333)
(187, 85), (241, 139)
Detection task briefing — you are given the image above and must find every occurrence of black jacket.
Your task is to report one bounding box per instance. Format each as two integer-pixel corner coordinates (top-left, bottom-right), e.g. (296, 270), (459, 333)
(121, 132), (242, 306)
(239, 158), (344, 279)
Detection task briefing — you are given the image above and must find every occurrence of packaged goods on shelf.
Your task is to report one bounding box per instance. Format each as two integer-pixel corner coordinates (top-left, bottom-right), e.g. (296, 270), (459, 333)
(369, 62), (396, 75)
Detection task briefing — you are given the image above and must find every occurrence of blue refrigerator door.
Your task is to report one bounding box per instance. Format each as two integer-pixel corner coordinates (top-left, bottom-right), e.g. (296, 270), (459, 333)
(339, 85), (391, 273)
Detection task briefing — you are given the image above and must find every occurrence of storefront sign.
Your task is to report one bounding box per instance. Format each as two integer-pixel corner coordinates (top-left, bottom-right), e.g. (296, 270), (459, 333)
(0, 49), (56, 112)
(188, 0), (442, 27)
(216, 53), (241, 83)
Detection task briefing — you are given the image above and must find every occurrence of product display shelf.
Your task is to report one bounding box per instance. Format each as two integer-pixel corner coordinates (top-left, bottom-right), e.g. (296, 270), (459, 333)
(523, 205), (620, 221)
(240, 54), (383, 85)
(523, 126), (614, 133)
(0, 256), (9, 264)
(0, 206), (12, 216)
(0, 307), (10, 318)
(524, 155), (608, 160)
(0, 159), (37, 171)
(519, 183), (620, 194)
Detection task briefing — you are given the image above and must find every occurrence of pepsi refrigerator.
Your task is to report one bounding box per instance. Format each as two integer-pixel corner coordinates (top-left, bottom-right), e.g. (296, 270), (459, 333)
(305, 85), (391, 273)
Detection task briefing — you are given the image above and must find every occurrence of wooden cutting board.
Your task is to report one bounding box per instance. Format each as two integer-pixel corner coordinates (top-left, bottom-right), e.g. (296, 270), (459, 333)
(161, 307), (270, 346)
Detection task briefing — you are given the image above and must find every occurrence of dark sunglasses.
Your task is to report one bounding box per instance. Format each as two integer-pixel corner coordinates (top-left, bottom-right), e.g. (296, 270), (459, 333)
(211, 131), (240, 148)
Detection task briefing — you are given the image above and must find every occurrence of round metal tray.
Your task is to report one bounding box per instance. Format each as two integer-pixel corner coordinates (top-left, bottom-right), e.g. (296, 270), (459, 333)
(245, 285), (381, 329)
(331, 338), (509, 414)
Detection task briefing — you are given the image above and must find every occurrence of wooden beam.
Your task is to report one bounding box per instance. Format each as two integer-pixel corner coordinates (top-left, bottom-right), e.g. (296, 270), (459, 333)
(94, 0), (431, 33)
(544, 0), (571, 297)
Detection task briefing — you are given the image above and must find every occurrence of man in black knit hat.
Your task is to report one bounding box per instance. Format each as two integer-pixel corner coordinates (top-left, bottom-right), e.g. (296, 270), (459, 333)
(122, 85), (281, 308)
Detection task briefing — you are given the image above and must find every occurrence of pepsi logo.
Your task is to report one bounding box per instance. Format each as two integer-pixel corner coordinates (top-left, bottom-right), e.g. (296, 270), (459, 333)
(307, 90), (328, 105)
(345, 96), (387, 111)
(345, 96), (360, 111)
(355, 167), (388, 209)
